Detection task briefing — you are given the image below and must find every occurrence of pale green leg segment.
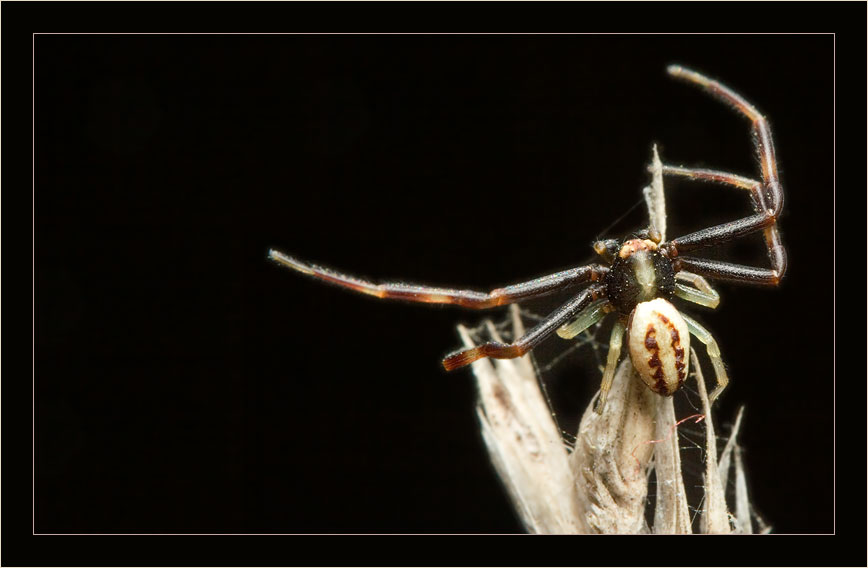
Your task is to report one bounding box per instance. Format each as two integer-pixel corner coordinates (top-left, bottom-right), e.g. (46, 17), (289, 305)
(594, 320), (625, 415)
(681, 313), (729, 404)
(674, 271), (720, 309)
(556, 299), (610, 339)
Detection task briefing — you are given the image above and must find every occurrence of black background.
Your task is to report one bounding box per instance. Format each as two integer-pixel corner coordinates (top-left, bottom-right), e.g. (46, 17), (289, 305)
(35, 32), (833, 533)
(6, 1), (863, 565)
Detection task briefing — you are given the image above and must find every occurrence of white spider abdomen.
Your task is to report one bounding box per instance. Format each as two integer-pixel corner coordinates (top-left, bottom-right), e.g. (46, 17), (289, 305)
(627, 298), (690, 396)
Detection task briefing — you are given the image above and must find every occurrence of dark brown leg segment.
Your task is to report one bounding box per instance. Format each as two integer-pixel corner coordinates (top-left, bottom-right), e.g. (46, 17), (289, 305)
(674, 257), (781, 286)
(660, 166), (787, 282)
(442, 284), (607, 370)
(668, 211), (777, 252)
(269, 249), (607, 309)
(660, 166), (764, 210)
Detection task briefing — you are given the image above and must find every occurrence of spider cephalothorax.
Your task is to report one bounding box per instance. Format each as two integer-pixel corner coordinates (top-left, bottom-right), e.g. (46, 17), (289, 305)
(269, 65), (786, 414)
(604, 238), (676, 315)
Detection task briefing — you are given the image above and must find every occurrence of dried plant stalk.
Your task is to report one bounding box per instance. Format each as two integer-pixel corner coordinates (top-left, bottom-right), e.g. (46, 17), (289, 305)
(572, 358), (657, 534)
(459, 307), (584, 534)
(651, 394), (692, 533)
(696, 348), (733, 534)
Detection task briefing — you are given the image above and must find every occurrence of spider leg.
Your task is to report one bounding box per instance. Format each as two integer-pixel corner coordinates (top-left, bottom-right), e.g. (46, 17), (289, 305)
(681, 313), (729, 404)
(667, 65), (782, 212)
(666, 212), (786, 286)
(660, 166), (760, 192)
(556, 298), (611, 339)
(269, 249), (607, 309)
(674, 271), (720, 309)
(594, 320), (626, 414)
(668, 211), (776, 252)
(663, 66), (787, 284)
(659, 165), (786, 271)
(674, 256), (780, 286)
(660, 166), (763, 209)
(442, 284), (607, 370)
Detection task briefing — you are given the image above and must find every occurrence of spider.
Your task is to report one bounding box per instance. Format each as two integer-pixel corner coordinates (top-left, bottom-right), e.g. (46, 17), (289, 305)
(269, 65), (786, 414)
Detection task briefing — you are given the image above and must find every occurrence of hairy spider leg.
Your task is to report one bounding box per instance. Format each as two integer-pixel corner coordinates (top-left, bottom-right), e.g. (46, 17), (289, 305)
(681, 314), (729, 404)
(673, 271), (720, 309)
(269, 249), (607, 309)
(594, 320), (626, 415)
(670, 212), (777, 251)
(660, 166), (759, 193)
(673, 257), (780, 286)
(662, 65), (786, 286)
(556, 298), (611, 339)
(659, 166), (785, 281)
(667, 65), (782, 207)
(442, 284), (607, 370)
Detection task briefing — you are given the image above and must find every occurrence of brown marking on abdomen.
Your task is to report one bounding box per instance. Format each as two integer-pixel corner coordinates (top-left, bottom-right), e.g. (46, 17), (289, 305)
(656, 312), (686, 384)
(644, 327), (668, 393)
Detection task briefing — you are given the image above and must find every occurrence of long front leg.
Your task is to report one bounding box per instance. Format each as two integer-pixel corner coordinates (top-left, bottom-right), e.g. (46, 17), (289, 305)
(442, 284), (607, 370)
(664, 66), (786, 284)
(667, 64), (783, 214)
(269, 249), (607, 309)
(660, 165), (768, 216)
